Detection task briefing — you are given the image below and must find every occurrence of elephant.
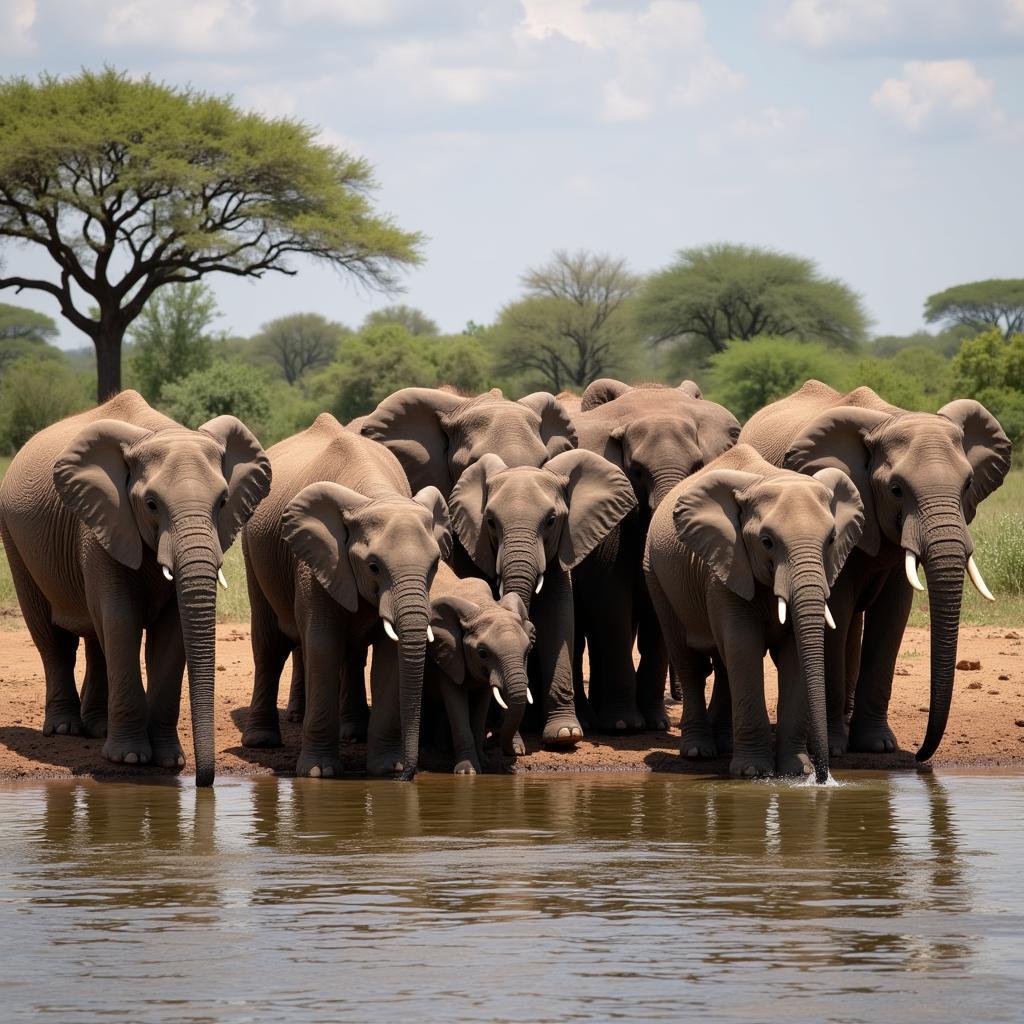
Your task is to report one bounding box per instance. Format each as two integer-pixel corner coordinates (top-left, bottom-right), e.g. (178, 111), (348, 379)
(740, 380), (1011, 761)
(357, 386), (578, 500)
(447, 449), (637, 746)
(414, 562), (534, 773)
(0, 389), (271, 786)
(240, 412), (451, 779)
(643, 444), (864, 781)
(569, 378), (741, 733)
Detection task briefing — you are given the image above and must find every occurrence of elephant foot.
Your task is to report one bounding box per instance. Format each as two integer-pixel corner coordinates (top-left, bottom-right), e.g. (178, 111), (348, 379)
(542, 713), (584, 748)
(367, 747), (409, 777)
(102, 734), (152, 766)
(640, 702), (669, 732)
(453, 757), (480, 775)
(81, 714), (108, 739)
(828, 725), (849, 757)
(43, 711), (84, 737)
(848, 719), (898, 754)
(284, 701), (305, 724)
(296, 748), (343, 778)
(242, 723), (283, 748)
(597, 707), (645, 734)
(506, 731), (527, 757)
(776, 751), (813, 777)
(679, 727), (717, 760)
(339, 716), (369, 744)
(150, 731), (186, 770)
(730, 752), (773, 779)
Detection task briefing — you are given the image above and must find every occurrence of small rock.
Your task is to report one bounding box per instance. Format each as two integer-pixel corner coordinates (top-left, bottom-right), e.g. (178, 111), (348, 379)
(918, 706), (928, 713)
(1005, 631), (1022, 639)
(216, 665), (226, 672)
(957, 659), (981, 671)
(988, 690), (1000, 695)
(1015, 719), (1024, 728)
(999, 674), (1010, 680)
(967, 681), (983, 690)
(895, 666), (911, 676)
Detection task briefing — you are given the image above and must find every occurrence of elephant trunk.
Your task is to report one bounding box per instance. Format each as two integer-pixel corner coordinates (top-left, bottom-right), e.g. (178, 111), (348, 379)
(495, 656), (530, 755)
(649, 467), (687, 513)
(915, 511), (968, 763)
(498, 528), (545, 612)
(388, 568), (431, 780)
(787, 560), (829, 784)
(171, 512), (220, 788)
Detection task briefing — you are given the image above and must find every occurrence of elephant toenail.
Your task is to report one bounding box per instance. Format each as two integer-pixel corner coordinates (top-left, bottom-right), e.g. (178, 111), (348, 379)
(322, 766), (334, 778)
(124, 752), (138, 764)
(309, 765), (321, 777)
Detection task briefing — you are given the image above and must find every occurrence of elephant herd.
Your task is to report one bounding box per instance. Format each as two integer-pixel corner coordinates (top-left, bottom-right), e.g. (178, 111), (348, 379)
(0, 378), (1011, 787)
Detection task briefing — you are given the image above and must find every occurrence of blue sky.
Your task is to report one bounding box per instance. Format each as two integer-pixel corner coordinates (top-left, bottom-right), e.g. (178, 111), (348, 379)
(2, 0), (1023, 346)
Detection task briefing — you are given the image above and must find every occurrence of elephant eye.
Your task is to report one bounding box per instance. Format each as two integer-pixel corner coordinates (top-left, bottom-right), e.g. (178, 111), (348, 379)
(760, 535), (774, 551)
(486, 514), (496, 529)
(219, 496), (228, 509)
(368, 562), (381, 576)
(828, 529), (837, 546)
(145, 497), (158, 513)
(964, 475), (973, 493)
(477, 645), (488, 659)
(890, 482), (903, 498)
(546, 512), (557, 528)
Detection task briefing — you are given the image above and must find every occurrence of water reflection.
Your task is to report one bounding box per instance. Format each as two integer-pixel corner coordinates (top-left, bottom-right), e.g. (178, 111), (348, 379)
(0, 772), (1020, 1024)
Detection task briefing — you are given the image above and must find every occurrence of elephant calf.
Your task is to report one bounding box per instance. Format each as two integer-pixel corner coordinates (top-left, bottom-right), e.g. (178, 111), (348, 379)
(241, 413), (451, 779)
(644, 444), (864, 782)
(0, 390), (271, 786)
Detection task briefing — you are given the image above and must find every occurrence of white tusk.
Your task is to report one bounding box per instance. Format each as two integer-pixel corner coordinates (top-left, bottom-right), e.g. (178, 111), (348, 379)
(217, 568), (228, 590)
(967, 554), (995, 602)
(383, 618), (399, 642)
(526, 688), (534, 705)
(535, 574), (544, 595)
(824, 604), (836, 630)
(777, 597), (787, 625)
(162, 565), (174, 581)
(492, 686), (508, 710)
(904, 550), (925, 592)
(498, 580), (504, 598)
(427, 625), (435, 642)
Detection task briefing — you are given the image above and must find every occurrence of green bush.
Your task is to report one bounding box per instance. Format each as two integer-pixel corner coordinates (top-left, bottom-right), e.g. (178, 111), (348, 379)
(0, 356), (92, 451)
(951, 327), (1024, 447)
(161, 359), (275, 438)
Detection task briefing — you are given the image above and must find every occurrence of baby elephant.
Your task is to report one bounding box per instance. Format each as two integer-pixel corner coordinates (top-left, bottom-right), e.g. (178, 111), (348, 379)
(415, 563), (534, 773)
(644, 445), (864, 782)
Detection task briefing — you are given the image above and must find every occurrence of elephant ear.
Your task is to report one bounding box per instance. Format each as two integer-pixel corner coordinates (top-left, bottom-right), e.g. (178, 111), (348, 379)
(281, 482), (367, 611)
(359, 387), (463, 496)
(580, 378), (631, 411)
(517, 392), (578, 457)
(812, 468), (865, 587)
(545, 449), (638, 570)
(678, 380), (703, 399)
(695, 401), (741, 463)
(937, 399), (1012, 523)
(53, 419), (153, 570)
(430, 595), (478, 685)
(412, 485), (453, 561)
(199, 416), (273, 554)
(449, 454), (507, 577)
(672, 470), (762, 600)
(784, 406), (890, 556)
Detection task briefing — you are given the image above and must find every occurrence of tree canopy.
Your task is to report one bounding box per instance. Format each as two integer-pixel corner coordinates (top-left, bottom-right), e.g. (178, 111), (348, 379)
(488, 249), (641, 393)
(924, 279), (1024, 340)
(0, 68), (422, 400)
(362, 304), (439, 336)
(950, 327), (1024, 448)
(0, 302), (59, 343)
(634, 243), (870, 361)
(253, 312), (348, 384)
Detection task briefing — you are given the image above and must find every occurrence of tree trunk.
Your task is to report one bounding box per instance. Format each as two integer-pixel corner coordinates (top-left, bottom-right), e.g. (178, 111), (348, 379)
(95, 323), (124, 402)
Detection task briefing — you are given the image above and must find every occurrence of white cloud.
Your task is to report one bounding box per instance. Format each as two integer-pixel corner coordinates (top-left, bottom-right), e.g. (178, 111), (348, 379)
(0, 0), (36, 53)
(1004, 0), (1024, 30)
(99, 0), (264, 53)
(774, 0), (893, 49)
(670, 55), (745, 108)
(279, 0), (400, 27)
(871, 60), (1002, 133)
(699, 106), (804, 154)
(603, 80), (652, 122)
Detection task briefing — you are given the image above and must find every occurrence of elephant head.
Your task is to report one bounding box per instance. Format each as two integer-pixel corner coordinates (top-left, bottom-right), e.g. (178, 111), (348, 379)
(53, 416), (272, 786)
(784, 397), (1011, 761)
(431, 590), (535, 755)
(449, 449), (637, 610)
(673, 462), (864, 782)
(281, 483), (452, 779)
(359, 387), (577, 497)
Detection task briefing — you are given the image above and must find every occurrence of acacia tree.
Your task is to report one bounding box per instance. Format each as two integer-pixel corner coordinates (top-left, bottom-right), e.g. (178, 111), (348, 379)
(254, 312), (349, 384)
(0, 68), (422, 400)
(490, 249), (640, 392)
(924, 279), (1024, 340)
(362, 304), (439, 336)
(634, 243), (869, 358)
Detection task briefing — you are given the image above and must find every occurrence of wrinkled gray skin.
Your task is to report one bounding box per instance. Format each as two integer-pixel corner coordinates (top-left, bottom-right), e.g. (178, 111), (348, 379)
(241, 413), (451, 779)
(570, 379), (741, 733)
(644, 445), (864, 781)
(449, 449), (637, 747)
(0, 390), (271, 786)
(741, 381), (1011, 761)
(416, 562), (534, 773)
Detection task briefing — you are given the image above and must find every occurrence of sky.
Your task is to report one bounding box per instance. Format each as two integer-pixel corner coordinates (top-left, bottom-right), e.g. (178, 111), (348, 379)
(2, 0), (1023, 347)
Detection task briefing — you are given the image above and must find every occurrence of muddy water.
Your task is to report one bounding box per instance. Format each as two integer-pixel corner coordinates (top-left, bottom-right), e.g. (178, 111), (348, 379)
(1, 772), (1023, 1024)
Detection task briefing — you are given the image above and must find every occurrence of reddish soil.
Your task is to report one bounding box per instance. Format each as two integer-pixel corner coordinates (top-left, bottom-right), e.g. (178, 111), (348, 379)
(1, 624), (1023, 780)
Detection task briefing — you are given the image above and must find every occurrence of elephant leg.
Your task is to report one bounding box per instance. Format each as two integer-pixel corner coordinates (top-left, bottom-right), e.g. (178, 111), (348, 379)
(242, 578), (292, 749)
(822, 584), (859, 756)
(773, 638), (812, 777)
(295, 590), (346, 778)
(534, 570), (584, 747)
(3, 537), (82, 736)
(848, 570), (912, 754)
(144, 597), (187, 770)
(635, 581), (669, 731)
(437, 674), (480, 774)
(571, 603), (594, 730)
(718, 617), (771, 778)
(707, 655), (732, 754)
(366, 640), (403, 776)
(79, 636), (109, 738)
(339, 645), (369, 744)
(285, 647), (305, 723)
(844, 611), (864, 719)
(469, 687), (493, 766)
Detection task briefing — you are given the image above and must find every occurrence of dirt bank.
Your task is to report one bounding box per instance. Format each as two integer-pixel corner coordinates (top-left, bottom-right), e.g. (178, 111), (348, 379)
(1, 624), (1022, 780)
